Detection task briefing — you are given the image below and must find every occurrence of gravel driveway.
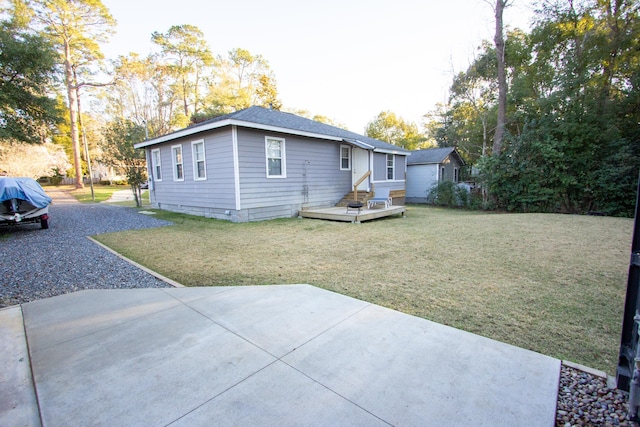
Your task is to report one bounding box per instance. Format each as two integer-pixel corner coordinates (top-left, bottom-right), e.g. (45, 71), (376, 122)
(0, 189), (173, 308)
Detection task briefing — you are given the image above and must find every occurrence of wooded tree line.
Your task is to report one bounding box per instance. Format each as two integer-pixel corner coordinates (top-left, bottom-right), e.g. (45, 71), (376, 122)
(425, 0), (640, 216)
(1, 0), (639, 216)
(0, 0), (283, 194)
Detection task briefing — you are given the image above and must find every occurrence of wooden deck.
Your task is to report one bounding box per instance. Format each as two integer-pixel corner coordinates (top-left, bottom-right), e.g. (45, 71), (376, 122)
(298, 205), (406, 223)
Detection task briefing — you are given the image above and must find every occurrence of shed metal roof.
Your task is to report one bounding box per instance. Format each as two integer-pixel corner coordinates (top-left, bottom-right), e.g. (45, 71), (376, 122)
(134, 106), (409, 155)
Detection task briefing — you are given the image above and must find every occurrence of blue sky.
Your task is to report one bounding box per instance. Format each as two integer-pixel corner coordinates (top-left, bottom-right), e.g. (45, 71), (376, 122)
(100, 0), (534, 133)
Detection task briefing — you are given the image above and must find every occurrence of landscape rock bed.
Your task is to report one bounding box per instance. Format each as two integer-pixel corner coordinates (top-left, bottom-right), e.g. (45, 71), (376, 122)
(0, 194), (172, 308)
(557, 364), (638, 426)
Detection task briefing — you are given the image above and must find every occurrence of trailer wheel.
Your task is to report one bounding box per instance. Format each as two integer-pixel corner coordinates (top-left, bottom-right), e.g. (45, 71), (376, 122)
(40, 218), (49, 229)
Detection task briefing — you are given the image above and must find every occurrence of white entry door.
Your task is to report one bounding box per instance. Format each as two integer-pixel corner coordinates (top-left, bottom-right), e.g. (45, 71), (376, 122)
(352, 148), (370, 191)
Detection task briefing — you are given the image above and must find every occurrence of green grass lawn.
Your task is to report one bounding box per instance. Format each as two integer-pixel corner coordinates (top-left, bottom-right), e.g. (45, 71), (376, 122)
(68, 184), (127, 203)
(93, 205), (633, 374)
(67, 185), (149, 206)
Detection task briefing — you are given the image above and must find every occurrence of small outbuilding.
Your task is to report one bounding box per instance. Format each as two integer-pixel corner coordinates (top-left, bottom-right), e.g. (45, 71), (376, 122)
(405, 147), (466, 204)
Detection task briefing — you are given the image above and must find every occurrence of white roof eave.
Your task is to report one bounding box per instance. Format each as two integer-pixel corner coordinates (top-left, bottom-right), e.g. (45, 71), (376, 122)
(134, 119), (345, 149)
(342, 138), (374, 150)
(373, 147), (409, 155)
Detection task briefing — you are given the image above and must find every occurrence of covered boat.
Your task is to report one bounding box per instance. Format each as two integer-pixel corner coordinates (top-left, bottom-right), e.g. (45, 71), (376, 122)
(0, 177), (52, 229)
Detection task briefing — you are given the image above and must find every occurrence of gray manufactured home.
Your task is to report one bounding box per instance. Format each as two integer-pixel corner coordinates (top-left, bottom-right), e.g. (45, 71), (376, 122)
(134, 106), (410, 222)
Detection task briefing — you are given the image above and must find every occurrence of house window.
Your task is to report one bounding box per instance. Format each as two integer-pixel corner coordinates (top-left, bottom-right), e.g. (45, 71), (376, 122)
(192, 140), (206, 180)
(386, 154), (394, 180)
(151, 149), (162, 181)
(440, 166), (445, 181)
(454, 167), (459, 183)
(340, 145), (351, 170)
(172, 145), (183, 181)
(266, 137), (286, 178)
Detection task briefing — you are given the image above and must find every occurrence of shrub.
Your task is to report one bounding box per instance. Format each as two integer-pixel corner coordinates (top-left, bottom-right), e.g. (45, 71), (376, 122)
(426, 181), (471, 208)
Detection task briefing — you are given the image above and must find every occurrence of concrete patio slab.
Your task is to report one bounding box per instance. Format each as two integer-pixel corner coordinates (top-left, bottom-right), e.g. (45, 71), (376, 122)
(0, 306), (41, 427)
(165, 285), (370, 357)
(22, 288), (182, 351)
(283, 303), (559, 426)
(29, 298), (276, 426)
(171, 361), (388, 427)
(11, 285), (560, 426)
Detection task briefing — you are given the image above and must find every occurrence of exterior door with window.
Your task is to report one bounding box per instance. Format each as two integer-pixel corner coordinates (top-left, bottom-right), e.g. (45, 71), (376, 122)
(352, 148), (370, 191)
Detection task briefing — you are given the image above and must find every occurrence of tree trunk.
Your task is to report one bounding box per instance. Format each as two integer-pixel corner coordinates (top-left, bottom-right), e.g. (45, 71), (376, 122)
(492, 0), (508, 156)
(131, 184), (141, 207)
(64, 41), (83, 188)
(599, 0), (622, 115)
(481, 113), (488, 157)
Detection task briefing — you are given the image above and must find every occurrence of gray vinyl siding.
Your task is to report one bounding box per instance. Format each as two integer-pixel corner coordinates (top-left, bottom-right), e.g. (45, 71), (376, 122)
(372, 152), (407, 191)
(394, 155), (406, 181)
(439, 156), (462, 182)
(406, 164), (438, 203)
(149, 128), (236, 211)
(236, 128), (351, 210)
(373, 153), (387, 181)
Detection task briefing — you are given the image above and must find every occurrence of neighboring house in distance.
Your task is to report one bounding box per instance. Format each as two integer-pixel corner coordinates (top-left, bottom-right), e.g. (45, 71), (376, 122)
(134, 106), (409, 222)
(406, 147), (466, 204)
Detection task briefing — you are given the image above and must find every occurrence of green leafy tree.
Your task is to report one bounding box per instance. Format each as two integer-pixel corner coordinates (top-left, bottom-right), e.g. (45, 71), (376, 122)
(423, 103), (454, 148)
(254, 74), (282, 110)
(479, 0), (640, 216)
(107, 53), (175, 137)
(425, 30), (530, 164)
(365, 111), (429, 150)
(29, 0), (116, 188)
(152, 25), (213, 126)
(205, 48), (281, 113)
(0, 2), (60, 143)
(99, 119), (146, 207)
(450, 37), (508, 157)
(431, 0), (640, 215)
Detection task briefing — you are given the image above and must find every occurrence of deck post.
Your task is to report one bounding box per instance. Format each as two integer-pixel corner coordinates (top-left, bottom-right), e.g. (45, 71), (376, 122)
(618, 171), (640, 406)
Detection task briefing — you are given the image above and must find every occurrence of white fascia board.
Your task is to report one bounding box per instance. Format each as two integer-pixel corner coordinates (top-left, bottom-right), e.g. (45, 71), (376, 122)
(344, 139), (375, 150)
(134, 119), (234, 149)
(373, 148), (410, 155)
(133, 118), (344, 149)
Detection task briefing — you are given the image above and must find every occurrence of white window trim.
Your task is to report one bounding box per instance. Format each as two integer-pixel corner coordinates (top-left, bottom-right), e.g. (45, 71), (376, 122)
(151, 148), (162, 181)
(172, 144), (184, 182)
(340, 144), (351, 170)
(192, 140), (207, 181)
(265, 136), (286, 178)
(386, 154), (395, 181)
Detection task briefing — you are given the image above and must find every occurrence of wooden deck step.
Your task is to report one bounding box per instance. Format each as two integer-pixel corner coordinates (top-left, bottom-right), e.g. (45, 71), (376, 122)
(299, 205), (407, 223)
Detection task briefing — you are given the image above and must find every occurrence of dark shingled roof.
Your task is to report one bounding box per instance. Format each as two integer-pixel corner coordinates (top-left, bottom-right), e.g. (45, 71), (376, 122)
(407, 147), (465, 165)
(136, 106), (409, 153)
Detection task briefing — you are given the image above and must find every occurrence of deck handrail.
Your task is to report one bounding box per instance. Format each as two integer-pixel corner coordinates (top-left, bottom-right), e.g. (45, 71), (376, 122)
(353, 170), (372, 201)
